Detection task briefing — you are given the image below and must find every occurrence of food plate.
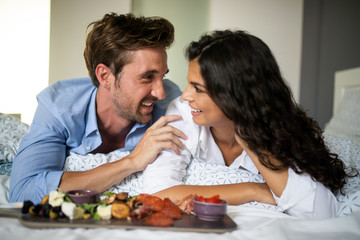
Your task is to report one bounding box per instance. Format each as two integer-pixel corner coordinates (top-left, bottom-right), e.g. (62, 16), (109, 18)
(0, 208), (237, 233)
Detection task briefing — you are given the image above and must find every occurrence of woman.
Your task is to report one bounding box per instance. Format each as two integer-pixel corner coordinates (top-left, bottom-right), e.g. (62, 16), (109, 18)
(143, 30), (354, 219)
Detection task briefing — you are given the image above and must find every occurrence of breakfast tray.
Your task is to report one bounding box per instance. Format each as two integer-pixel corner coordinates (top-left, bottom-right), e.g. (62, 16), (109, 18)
(0, 208), (238, 233)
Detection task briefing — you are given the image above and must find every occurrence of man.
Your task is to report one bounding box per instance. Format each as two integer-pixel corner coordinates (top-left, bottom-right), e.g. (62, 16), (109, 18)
(9, 13), (186, 204)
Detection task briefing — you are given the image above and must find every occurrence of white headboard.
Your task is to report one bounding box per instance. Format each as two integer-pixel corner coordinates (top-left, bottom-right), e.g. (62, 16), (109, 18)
(333, 66), (360, 114)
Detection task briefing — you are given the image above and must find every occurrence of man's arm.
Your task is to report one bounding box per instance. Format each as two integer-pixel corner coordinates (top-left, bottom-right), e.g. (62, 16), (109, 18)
(58, 115), (187, 193)
(10, 110), (186, 205)
(9, 104), (68, 204)
(10, 77), (185, 204)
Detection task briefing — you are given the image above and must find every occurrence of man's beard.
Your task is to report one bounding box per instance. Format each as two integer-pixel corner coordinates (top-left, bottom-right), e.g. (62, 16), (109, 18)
(112, 90), (156, 124)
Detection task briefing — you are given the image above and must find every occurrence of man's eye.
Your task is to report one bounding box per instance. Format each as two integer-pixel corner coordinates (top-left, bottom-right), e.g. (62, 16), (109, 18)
(142, 75), (155, 82)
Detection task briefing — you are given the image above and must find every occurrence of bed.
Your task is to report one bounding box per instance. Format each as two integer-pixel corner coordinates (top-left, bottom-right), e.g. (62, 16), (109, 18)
(1, 68), (360, 239)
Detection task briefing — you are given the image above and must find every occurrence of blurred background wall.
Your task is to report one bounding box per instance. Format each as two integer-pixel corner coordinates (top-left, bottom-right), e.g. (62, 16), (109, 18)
(1, 0), (359, 129)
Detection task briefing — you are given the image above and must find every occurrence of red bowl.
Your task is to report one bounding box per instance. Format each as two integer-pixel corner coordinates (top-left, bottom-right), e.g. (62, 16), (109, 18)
(66, 190), (100, 204)
(193, 199), (228, 221)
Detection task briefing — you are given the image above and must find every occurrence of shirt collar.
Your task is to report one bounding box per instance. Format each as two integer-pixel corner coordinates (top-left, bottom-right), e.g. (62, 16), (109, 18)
(231, 150), (259, 174)
(197, 125), (259, 174)
(129, 121), (150, 134)
(84, 87), (98, 137)
(199, 126), (211, 154)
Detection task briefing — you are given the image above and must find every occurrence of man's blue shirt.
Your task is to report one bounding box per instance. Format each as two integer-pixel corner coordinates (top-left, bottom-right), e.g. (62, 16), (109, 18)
(9, 77), (181, 203)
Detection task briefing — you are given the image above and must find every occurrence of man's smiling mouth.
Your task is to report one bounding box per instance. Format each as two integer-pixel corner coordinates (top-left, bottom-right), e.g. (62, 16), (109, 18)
(141, 102), (153, 107)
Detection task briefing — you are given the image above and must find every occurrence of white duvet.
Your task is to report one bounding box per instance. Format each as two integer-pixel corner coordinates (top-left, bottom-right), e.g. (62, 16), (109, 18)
(1, 132), (360, 239)
(0, 172), (359, 240)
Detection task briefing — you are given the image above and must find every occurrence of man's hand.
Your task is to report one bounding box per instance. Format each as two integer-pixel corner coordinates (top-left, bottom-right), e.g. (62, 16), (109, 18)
(128, 115), (187, 172)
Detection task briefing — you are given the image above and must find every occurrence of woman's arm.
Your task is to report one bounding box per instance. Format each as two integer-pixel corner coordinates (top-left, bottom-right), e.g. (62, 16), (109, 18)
(142, 148), (192, 194)
(153, 182), (276, 205)
(235, 137), (337, 219)
(235, 137), (289, 198)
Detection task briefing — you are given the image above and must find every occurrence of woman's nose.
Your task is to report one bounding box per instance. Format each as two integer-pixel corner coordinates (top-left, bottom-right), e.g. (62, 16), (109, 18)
(181, 85), (193, 102)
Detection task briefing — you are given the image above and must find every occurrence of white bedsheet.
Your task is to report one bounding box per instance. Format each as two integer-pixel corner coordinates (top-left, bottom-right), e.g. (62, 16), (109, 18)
(1, 174), (360, 240)
(2, 130), (360, 239)
(0, 204), (359, 240)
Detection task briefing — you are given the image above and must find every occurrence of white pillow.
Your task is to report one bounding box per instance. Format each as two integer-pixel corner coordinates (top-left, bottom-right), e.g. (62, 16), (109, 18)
(325, 88), (360, 140)
(0, 113), (30, 162)
(324, 132), (360, 172)
(324, 132), (360, 216)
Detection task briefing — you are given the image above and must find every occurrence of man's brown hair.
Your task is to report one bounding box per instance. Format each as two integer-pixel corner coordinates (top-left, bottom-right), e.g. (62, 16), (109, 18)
(84, 13), (174, 87)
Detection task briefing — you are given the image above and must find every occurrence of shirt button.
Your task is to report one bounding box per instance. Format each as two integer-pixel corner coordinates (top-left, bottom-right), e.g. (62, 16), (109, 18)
(86, 146), (91, 151)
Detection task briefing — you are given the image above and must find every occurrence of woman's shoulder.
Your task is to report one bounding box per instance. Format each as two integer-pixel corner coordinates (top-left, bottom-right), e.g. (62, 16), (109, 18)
(166, 97), (201, 146)
(166, 97), (194, 124)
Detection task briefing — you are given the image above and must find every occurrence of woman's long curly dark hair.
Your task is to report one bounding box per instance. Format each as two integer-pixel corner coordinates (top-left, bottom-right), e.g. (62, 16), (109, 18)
(185, 30), (357, 194)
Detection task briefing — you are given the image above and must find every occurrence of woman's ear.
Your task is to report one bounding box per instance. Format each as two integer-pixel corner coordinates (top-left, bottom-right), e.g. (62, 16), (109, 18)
(95, 63), (113, 89)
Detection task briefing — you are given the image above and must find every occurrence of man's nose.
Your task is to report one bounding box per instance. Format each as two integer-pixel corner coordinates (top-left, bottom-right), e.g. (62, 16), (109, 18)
(151, 80), (165, 100)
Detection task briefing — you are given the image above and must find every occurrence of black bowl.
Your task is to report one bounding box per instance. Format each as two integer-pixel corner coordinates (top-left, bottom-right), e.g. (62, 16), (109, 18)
(66, 190), (100, 204)
(193, 199), (228, 221)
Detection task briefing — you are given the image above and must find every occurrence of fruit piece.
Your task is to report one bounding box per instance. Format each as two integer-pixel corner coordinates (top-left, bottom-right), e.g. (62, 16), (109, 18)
(97, 205), (112, 220)
(73, 207), (85, 219)
(106, 194), (116, 204)
(37, 206), (45, 218)
(205, 194), (221, 203)
(196, 195), (222, 203)
(197, 196), (205, 202)
(41, 195), (49, 205)
(61, 202), (84, 220)
(43, 203), (51, 218)
(51, 206), (61, 213)
(83, 213), (92, 219)
(57, 206), (67, 218)
(116, 192), (128, 201)
(29, 204), (42, 216)
(111, 202), (130, 219)
(126, 196), (137, 209)
(28, 206), (36, 216)
(21, 200), (34, 214)
(49, 191), (65, 207)
(49, 209), (58, 219)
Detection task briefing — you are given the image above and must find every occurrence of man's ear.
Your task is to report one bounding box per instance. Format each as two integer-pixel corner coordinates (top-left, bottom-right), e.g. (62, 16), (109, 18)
(95, 63), (113, 89)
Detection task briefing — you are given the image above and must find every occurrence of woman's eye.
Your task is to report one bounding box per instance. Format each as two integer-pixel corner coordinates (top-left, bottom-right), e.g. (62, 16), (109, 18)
(194, 86), (205, 93)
